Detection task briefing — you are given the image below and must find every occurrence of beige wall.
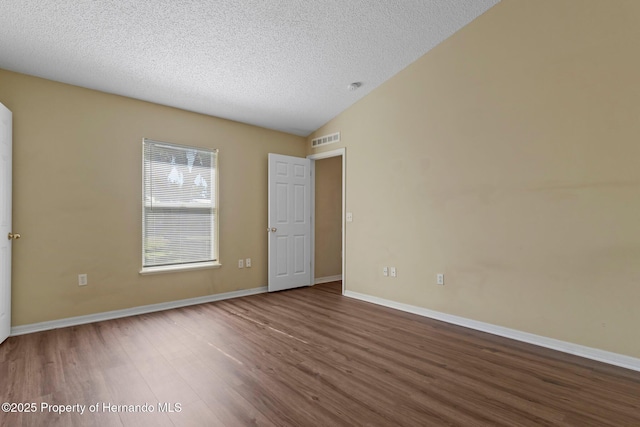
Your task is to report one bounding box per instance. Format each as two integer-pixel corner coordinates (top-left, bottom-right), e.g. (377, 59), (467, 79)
(314, 156), (342, 278)
(308, 0), (640, 358)
(0, 69), (306, 326)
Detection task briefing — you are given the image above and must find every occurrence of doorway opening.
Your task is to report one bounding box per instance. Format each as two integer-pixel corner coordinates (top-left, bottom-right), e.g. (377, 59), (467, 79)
(308, 148), (345, 295)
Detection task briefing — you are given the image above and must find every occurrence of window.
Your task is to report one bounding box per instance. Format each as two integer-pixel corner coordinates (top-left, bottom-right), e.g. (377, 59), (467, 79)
(141, 138), (218, 273)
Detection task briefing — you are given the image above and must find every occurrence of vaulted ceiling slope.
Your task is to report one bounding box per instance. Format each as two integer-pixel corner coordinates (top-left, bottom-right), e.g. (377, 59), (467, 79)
(0, 1), (499, 136)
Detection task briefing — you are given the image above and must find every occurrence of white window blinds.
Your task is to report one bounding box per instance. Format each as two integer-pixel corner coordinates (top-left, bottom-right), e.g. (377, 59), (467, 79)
(142, 139), (217, 268)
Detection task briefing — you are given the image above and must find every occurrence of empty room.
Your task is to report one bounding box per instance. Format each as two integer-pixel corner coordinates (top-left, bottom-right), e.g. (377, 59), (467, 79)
(1, 0), (640, 426)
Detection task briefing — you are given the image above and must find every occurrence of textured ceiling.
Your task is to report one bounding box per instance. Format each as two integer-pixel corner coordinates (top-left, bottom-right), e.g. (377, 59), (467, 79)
(0, 0), (499, 136)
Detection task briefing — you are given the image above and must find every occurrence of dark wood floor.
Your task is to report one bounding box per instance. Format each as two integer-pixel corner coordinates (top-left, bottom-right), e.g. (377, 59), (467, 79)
(1, 282), (640, 426)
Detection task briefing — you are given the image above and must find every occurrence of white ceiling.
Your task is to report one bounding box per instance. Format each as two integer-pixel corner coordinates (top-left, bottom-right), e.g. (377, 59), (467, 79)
(0, 0), (498, 136)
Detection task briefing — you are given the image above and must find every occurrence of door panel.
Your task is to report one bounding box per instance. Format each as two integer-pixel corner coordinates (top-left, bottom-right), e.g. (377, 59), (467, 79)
(0, 102), (12, 344)
(294, 184), (305, 221)
(268, 154), (311, 292)
(276, 236), (288, 276)
(294, 235), (305, 273)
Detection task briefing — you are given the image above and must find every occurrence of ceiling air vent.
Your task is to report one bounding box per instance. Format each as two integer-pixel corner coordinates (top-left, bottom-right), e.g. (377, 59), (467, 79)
(311, 132), (340, 148)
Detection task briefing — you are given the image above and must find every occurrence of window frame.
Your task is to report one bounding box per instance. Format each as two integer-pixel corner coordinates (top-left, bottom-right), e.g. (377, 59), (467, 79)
(139, 138), (221, 275)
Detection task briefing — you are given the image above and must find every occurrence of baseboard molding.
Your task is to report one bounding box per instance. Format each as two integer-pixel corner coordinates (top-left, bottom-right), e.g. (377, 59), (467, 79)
(345, 290), (640, 373)
(11, 286), (268, 336)
(314, 275), (342, 284)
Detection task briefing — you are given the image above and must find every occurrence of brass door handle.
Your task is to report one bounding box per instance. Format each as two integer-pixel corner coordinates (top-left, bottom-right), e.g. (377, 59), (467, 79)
(8, 232), (20, 240)
(267, 227), (277, 233)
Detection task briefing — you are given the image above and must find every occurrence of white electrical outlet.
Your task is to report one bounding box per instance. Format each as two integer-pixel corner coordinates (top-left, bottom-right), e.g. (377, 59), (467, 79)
(383, 266), (389, 277)
(437, 274), (444, 285)
(346, 212), (353, 222)
(246, 258), (252, 268)
(238, 259), (244, 268)
(78, 274), (87, 286)
(390, 267), (397, 278)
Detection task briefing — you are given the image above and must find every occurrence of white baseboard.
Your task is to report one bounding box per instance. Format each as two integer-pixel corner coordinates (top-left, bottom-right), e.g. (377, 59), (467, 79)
(10, 286), (268, 336)
(345, 290), (640, 373)
(314, 275), (342, 284)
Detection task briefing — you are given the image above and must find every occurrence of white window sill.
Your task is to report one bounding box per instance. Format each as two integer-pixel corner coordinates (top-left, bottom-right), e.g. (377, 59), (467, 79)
(139, 262), (221, 275)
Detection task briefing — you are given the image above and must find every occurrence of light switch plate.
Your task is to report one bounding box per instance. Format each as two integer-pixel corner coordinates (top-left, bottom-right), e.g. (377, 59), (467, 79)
(346, 212), (353, 222)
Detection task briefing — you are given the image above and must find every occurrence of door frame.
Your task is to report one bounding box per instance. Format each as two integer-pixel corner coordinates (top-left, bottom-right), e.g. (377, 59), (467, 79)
(0, 102), (12, 344)
(308, 148), (346, 295)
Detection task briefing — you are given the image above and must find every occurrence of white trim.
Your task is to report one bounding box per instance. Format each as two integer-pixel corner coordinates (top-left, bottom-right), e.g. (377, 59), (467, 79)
(139, 261), (221, 275)
(308, 147), (345, 161)
(11, 286), (267, 336)
(308, 147), (346, 296)
(314, 275), (343, 284)
(141, 138), (220, 272)
(345, 290), (640, 373)
(310, 160), (316, 287)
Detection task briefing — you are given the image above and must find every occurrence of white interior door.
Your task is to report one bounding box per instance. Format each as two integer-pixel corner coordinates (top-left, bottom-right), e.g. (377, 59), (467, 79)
(268, 154), (311, 292)
(0, 102), (12, 344)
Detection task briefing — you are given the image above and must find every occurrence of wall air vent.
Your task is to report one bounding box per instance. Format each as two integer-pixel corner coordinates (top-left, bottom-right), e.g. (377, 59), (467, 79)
(311, 132), (340, 148)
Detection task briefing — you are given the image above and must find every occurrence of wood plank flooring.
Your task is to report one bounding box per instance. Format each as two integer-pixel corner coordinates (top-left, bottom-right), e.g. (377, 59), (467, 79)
(1, 281), (640, 426)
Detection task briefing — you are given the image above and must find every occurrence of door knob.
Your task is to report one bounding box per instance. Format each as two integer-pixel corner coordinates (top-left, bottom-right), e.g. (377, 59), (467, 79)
(8, 232), (20, 240)
(271, 228), (277, 232)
